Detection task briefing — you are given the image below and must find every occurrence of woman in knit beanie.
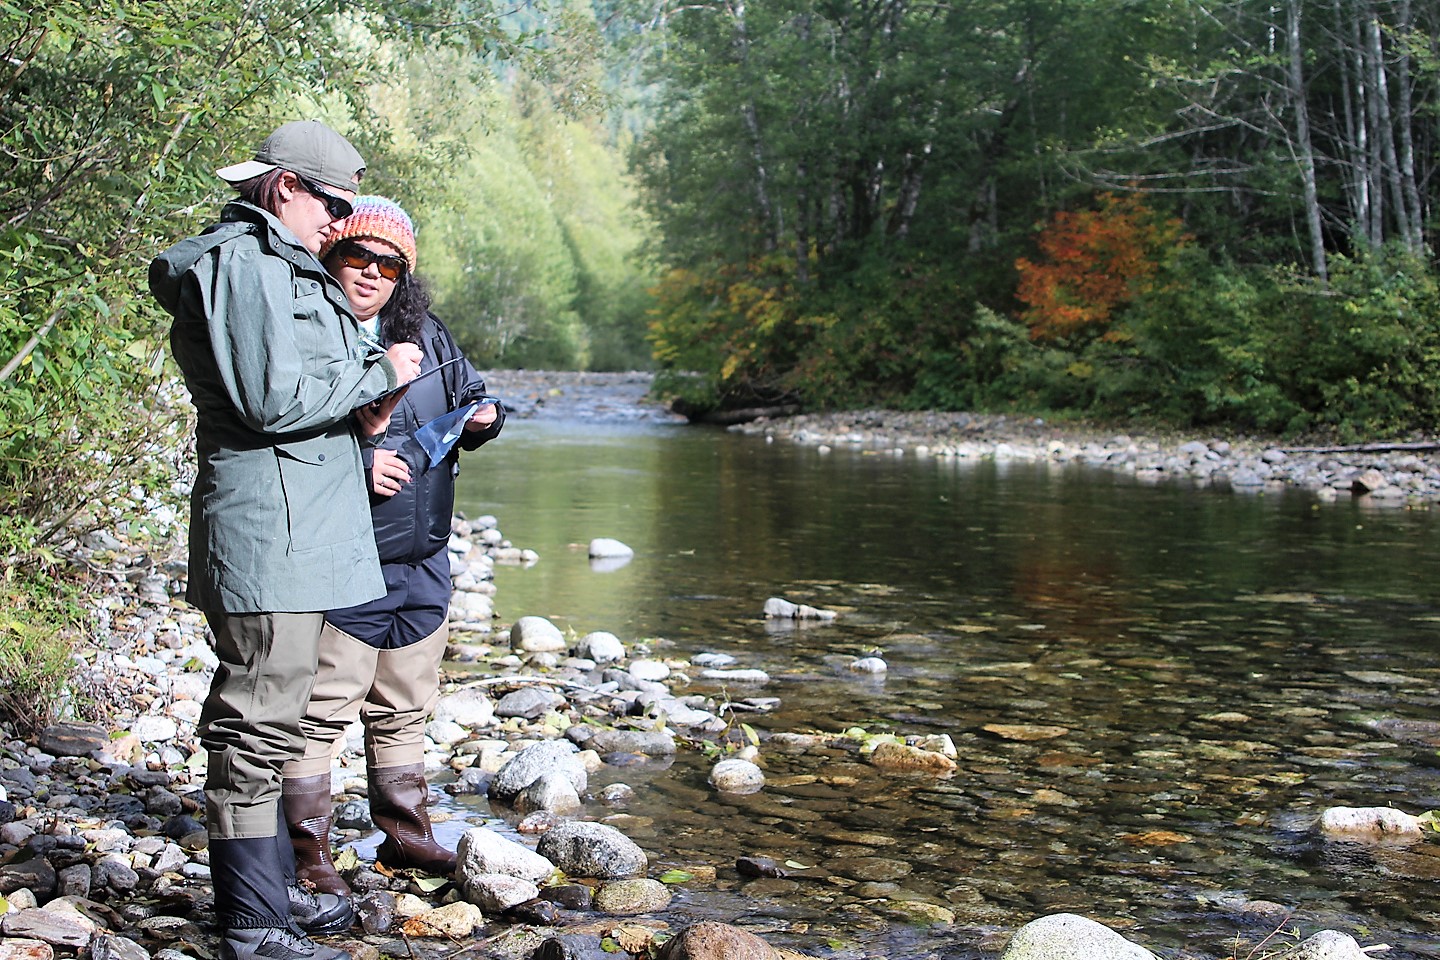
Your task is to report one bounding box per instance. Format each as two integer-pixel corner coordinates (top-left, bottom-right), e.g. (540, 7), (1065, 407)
(283, 196), (505, 894)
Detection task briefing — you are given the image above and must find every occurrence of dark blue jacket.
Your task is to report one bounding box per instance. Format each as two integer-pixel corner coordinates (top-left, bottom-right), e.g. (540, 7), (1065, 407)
(362, 313), (503, 564)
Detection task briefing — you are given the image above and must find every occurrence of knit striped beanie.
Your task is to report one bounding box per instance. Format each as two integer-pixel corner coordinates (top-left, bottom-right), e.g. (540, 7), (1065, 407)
(320, 195), (418, 270)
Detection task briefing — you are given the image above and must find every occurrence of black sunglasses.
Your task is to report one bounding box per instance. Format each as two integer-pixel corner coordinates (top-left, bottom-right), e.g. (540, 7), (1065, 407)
(296, 175), (354, 220)
(333, 240), (407, 281)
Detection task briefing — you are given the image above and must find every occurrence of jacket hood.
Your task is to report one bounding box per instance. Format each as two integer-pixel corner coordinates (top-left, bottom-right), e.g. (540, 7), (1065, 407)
(148, 202), (303, 316)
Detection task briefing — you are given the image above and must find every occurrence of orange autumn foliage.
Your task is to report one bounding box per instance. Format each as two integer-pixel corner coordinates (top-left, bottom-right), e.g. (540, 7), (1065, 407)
(1016, 193), (1189, 340)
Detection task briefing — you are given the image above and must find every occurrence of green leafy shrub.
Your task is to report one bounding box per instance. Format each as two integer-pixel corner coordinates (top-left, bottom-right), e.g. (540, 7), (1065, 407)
(0, 579), (82, 737)
(1094, 246), (1440, 436)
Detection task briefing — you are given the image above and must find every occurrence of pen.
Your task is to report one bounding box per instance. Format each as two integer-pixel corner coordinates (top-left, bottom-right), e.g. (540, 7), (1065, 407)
(358, 330), (386, 357)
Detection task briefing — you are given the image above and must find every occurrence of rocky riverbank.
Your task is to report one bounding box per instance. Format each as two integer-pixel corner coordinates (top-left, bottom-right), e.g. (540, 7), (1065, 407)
(0, 373), (1428, 960)
(728, 409), (1440, 506)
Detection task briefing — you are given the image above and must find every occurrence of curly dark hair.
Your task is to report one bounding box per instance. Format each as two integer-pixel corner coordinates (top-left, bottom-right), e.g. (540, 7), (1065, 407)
(377, 270), (432, 345)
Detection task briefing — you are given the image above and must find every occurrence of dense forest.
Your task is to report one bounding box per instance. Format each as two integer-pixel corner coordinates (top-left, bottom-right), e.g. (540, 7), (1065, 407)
(2, 0), (1439, 582)
(635, 0), (1440, 437)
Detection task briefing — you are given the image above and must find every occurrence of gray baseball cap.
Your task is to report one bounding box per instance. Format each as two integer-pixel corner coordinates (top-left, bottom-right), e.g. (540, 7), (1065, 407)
(216, 120), (365, 191)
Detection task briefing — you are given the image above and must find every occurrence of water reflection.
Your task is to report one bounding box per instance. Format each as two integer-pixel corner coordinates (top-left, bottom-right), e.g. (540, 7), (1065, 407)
(454, 420), (1440, 959)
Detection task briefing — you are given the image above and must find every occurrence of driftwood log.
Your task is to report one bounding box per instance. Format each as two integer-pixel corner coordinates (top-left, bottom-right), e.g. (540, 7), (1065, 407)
(681, 404), (802, 426)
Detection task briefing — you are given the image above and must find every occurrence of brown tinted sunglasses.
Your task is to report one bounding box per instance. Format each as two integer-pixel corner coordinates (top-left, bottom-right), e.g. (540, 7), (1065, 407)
(333, 241), (406, 281)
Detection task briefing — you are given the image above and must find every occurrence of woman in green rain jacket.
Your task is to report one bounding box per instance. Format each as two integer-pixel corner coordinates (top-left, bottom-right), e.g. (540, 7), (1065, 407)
(148, 120), (420, 960)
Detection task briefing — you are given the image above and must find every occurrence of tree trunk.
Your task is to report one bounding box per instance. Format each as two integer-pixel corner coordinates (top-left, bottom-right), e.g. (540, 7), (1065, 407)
(1393, 0), (1424, 253)
(1333, 0), (1368, 235)
(1360, 1), (1385, 245)
(1367, 15), (1412, 249)
(731, 0), (778, 252)
(1286, 0), (1327, 278)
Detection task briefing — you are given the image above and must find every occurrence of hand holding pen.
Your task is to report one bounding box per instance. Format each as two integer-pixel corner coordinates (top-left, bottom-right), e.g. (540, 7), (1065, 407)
(386, 342), (422, 383)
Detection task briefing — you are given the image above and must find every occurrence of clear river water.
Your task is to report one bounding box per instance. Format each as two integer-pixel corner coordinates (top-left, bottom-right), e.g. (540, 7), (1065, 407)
(445, 388), (1440, 960)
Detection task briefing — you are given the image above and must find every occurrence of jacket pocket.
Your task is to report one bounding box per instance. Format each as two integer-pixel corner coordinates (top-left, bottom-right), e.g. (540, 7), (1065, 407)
(274, 433), (356, 551)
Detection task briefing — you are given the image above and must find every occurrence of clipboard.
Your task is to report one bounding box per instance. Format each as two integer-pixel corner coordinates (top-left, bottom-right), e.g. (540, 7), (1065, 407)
(370, 357), (463, 402)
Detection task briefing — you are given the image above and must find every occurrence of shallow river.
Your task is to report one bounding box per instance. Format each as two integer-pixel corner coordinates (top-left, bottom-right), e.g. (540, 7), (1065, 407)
(445, 382), (1440, 959)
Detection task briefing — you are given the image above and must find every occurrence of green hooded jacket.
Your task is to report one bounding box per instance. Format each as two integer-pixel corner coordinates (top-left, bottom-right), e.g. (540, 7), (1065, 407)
(149, 201), (397, 614)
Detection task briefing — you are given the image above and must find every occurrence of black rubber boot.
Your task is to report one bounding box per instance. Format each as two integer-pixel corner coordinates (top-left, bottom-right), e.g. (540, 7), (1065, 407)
(221, 926), (351, 960)
(211, 837), (349, 960)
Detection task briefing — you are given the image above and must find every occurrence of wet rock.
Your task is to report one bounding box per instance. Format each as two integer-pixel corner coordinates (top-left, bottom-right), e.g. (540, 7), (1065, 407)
(698, 668), (770, 683)
(538, 884), (594, 911)
(999, 913), (1158, 960)
(1271, 930), (1371, 959)
(867, 741), (957, 775)
(983, 723), (1070, 741)
(503, 897), (559, 924)
(586, 729), (676, 756)
(456, 827), (555, 884)
(654, 921), (778, 960)
(432, 689), (495, 728)
(490, 740), (587, 804)
(763, 597), (837, 620)
(447, 769), (490, 796)
(877, 900), (955, 926)
(402, 900), (484, 938)
(516, 811), (567, 834)
(464, 873), (540, 913)
(826, 857), (911, 882)
(588, 538), (634, 559)
(495, 687), (567, 720)
(709, 758), (765, 794)
(1351, 469), (1387, 494)
(848, 657), (887, 674)
(532, 933), (615, 960)
(1366, 717), (1440, 745)
(356, 892), (397, 934)
(592, 877), (671, 915)
(597, 784), (634, 805)
(536, 821), (647, 879)
(575, 632), (625, 662)
(514, 772), (583, 816)
(1318, 806), (1423, 837)
(510, 616), (568, 654)
(736, 857), (787, 878)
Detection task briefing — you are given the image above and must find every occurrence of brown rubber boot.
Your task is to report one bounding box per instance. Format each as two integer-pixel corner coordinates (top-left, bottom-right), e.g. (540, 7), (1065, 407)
(282, 774), (352, 897)
(369, 764), (457, 876)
